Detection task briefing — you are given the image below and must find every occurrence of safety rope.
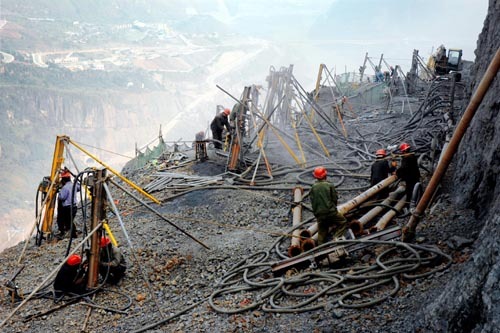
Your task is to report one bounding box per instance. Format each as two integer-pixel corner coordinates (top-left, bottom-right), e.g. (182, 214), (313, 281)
(72, 140), (134, 159)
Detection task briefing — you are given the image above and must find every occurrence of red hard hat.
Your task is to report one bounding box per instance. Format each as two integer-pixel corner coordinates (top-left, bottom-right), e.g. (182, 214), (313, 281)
(375, 149), (387, 157)
(223, 108), (231, 116)
(60, 170), (71, 179)
(100, 236), (111, 248)
(400, 143), (411, 152)
(312, 167), (327, 179)
(67, 254), (82, 266)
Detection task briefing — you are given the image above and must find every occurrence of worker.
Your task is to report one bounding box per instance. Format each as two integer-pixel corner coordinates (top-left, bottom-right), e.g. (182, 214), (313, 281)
(99, 236), (126, 285)
(210, 108), (231, 149)
(53, 254), (87, 299)
(374, 66), (384, 82)
(310, 166), (347, 245)
(396, 143), (421, 204)
(370, 149), (395, 200)
(230, 102), (247, 136)
(56, 169), (80, 239)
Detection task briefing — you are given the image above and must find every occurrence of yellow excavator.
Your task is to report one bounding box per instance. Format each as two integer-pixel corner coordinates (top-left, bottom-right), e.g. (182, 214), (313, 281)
(427, 45), (463, 75)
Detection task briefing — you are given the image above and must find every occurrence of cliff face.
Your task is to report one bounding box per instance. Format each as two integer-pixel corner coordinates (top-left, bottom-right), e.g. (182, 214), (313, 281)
(454, 1), (500, 217)
(0, 84), (176, 251)
(414, 1), (500, 331)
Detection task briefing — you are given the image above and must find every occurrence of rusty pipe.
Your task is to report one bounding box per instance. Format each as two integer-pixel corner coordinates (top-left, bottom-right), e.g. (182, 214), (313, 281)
(404, 47), (500, 240)
(307, 175), (397, 236)
(299, 229), (311, 239)
(348, 220), (363, 236)
(374, 195), (407, 231)
(299, 229), (314, 253)
(301, 238), (316, 252)
(288, 186), (304, 257)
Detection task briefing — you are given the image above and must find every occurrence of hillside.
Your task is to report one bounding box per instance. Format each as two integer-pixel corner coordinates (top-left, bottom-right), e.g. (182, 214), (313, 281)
(0, 1), (498, 332)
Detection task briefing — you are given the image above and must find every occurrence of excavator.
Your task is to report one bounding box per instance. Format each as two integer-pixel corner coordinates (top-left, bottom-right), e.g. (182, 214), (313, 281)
(427, 45), (463, 75)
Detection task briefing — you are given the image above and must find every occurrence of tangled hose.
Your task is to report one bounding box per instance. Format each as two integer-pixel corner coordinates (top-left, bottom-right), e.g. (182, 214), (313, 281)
(208, 239), (451, 314)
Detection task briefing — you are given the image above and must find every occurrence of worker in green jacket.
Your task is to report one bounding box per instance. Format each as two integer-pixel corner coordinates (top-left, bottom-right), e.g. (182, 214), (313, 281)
(310, 166), (347, 245)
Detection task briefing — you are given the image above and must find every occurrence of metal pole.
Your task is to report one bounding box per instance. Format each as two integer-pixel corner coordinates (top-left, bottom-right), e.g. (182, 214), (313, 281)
(108, 179), (210, 249)
(69, 139), (160, 204)
(103, 183), (166, 319)
(404, 47), (500, 240)
(313, 64), (324, 102)
(288, 187), (303, 257)
(0, 223), (102, 329)
(87, 169), (106, 289)
(360, 52), (368, 82)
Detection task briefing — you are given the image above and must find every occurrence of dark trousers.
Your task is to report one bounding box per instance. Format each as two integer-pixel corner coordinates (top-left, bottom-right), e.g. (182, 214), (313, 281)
(405, 181), (417, 204)
(57, 204), (77, 235)
(212, 129), (223, 149)
(317, 213), (347, 246)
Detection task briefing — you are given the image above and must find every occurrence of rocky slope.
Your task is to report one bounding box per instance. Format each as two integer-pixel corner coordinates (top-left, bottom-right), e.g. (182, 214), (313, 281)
(411, 0), (500, 331)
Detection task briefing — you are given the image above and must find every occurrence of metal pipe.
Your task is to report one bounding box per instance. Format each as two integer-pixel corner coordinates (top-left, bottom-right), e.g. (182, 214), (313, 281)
(357, 186), (405, 226)
(404, 47), (500, 240)
(374, 196), (407, 231)
(103, 183), (166, 319)
(288, 187), (303, 257)
(300, 238), (316, 252)
(308, 175), (397, 236)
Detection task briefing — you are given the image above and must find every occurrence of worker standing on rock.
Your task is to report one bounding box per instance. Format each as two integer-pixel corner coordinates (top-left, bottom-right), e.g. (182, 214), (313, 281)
(53, 254), (87, 299)
(210, 108), (231, 149)
(99, 236), (126, 285)
(370, 149), (395, 200)
(56, 169), (80, 239)
(310, 166), (347, 245)
(396, 143), (421, 204)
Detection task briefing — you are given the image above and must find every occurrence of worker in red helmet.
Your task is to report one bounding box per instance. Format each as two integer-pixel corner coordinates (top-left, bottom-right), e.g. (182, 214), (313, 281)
(210, 108), (231, 149)
(309, 166), (347, 245)
(56, 168), (81, 239)
(396, 143), (421, 204)
(53, 254), (88, 299)
(99, 236), (126, 285)
(370, 149), (396, 200)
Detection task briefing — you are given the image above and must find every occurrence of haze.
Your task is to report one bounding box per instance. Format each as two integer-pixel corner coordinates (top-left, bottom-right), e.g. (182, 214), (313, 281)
(0, 0), (488, 251)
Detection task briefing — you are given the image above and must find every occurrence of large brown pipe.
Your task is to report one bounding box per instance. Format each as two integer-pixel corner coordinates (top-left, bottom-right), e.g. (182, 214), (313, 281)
(288, 186), (304, 257)
(307, 175), (397, 236)
(374, 195), (407, 231)
(404, 47), (500, 240)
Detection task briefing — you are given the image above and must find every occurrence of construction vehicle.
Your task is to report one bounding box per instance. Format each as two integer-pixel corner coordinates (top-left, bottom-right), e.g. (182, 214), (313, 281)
(427, 45), (463, 75)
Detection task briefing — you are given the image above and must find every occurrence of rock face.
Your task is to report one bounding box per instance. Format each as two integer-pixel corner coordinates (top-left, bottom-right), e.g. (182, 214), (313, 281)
(0, 84), (175, 252)
(413, 1), (500, 331)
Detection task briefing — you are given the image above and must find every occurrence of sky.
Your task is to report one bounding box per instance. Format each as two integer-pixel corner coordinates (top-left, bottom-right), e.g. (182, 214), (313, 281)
(221, 0), (489, 81)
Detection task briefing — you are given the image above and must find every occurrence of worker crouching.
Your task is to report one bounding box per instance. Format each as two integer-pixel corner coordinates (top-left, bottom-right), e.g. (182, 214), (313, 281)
(53, 254), (88, 299)
(310, 167), (347, 245)
(99, 237), (127, 285)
